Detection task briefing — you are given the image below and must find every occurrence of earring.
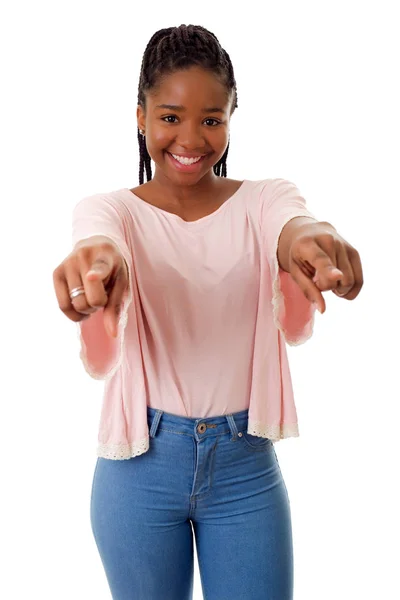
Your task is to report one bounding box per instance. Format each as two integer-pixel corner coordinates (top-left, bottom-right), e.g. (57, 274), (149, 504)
(139, 129), (145, 136)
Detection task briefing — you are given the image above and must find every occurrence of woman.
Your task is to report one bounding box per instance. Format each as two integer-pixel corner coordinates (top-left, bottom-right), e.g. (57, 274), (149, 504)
(53, 24), (363, 600)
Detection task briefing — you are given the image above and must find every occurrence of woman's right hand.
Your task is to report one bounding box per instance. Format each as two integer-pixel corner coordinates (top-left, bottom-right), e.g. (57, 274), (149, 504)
(53, 235), (129, 338)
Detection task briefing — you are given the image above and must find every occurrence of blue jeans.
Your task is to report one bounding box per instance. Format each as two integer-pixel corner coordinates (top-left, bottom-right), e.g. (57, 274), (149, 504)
(90, 406), (293, 599)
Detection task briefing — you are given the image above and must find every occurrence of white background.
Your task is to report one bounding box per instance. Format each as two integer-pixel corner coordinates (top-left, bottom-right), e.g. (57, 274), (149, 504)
(1, 1), (398, 598)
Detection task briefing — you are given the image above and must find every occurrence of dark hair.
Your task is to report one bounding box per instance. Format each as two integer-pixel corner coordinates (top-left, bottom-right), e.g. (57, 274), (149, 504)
(137, 24), (238, 185)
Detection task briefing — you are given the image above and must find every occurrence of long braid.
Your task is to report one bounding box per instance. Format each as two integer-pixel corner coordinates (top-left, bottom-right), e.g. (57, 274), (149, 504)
(137, 24), (238, 185)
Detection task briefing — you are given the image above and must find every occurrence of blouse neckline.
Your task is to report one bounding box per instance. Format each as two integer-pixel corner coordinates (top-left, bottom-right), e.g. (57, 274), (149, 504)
(120, 180), (248, 227)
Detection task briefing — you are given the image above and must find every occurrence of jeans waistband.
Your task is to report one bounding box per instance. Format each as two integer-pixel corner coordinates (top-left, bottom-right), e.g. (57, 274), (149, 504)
(147, 406), (249, 442)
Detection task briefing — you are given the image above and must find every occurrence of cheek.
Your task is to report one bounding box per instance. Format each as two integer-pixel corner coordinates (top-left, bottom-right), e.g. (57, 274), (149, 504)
(213, 127), (229, 147)
(149, 127), (172, 148)
(146, 126), (229, 156)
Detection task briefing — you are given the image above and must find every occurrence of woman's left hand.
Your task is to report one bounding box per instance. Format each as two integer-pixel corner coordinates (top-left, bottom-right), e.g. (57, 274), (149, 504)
(288, 221), (364, 314)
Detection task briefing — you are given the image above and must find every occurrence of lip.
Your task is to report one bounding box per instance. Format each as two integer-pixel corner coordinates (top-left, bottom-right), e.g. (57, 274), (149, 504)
(166, 151), (209, 173)
(169, 152), (208, 158)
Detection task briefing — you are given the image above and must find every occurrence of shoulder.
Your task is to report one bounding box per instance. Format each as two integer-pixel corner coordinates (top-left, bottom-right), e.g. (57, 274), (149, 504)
(72, 188), (133, 220)
(246, 178), (304, 201)
(243, 177), (297, 191)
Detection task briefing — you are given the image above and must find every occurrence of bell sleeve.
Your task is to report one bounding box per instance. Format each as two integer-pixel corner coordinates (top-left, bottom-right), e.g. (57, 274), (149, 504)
(260, 178), (318, 345)
(71, 193), (133, 379)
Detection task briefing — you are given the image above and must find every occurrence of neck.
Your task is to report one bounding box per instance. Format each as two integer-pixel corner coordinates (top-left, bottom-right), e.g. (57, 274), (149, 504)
(150, 170), (223, 208)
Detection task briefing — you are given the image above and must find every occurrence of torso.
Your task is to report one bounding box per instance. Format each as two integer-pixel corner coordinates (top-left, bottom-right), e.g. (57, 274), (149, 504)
(129, 178), (244, 222)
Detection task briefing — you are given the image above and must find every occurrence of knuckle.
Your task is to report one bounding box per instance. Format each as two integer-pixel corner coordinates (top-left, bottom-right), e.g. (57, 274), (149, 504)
(77, 240), (115, 257)
(316, 249), (331, 261)
(92, 297), (108, 308)
(74, 292), (105, 309)
(342, 274), (355, 287)
(293, 235), (312, 250)
(102, 241), (118, 253)
(291, 241), (307, 259)
(65, 251), (78, 264)
(334, 237), (344, 250)
(79, 308), (97, 316)
(58, 303), (71, 314)
(70, 297), (88, 310)
(347, 245), (360, 260)
(73, 246), (87, 258)
(90, 259), (109, 271)
(53, 264), (66, 282)
(321, 233), (336, 248)
(68, 312), (83, 323)
(70, 312), (89, 323)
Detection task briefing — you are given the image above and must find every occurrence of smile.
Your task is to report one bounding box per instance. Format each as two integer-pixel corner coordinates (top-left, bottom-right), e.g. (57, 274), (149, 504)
(172, 154), (203, 165)
(166, 152), (208, 172)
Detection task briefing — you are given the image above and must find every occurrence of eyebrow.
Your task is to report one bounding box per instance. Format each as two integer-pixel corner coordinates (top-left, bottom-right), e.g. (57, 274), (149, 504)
(155, 104), (225, 114)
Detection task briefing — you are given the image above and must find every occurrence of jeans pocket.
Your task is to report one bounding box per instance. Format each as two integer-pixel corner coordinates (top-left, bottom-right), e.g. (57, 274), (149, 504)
(240, 430), (272, 451)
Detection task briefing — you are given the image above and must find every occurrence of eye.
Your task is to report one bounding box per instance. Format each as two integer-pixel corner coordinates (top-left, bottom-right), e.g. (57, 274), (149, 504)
(161, 116), (221, 126)
(204, 118), (220, 126)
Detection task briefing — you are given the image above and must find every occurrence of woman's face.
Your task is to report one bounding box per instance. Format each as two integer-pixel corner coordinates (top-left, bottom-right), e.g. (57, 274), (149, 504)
(137, 66), (233, 187)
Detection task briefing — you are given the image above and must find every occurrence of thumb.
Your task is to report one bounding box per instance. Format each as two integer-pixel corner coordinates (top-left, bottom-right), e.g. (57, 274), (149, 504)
(86, 259), (112, 279)
(313, 267), (343, 283)
(86, 259), (114, 296)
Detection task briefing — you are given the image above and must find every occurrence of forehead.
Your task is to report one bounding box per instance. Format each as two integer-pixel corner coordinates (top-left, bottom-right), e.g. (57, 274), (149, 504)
(147, 67), (230, 108)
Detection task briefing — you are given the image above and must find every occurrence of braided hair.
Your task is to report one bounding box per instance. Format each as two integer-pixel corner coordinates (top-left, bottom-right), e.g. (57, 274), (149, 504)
(137, 24), (238, 185)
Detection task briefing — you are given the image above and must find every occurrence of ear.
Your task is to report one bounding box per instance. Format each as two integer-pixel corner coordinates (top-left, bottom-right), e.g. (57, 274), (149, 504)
(137, 104), (145, 132)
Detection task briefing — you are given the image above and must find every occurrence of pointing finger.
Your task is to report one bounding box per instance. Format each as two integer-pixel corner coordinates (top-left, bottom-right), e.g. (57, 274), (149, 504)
(290, 261), (326, 313)
(293, 241), (343, 292)
(313, 266), (344, 290)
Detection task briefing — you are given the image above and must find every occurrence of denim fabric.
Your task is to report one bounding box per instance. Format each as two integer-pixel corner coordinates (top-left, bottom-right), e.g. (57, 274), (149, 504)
(90, 406), (293, 599)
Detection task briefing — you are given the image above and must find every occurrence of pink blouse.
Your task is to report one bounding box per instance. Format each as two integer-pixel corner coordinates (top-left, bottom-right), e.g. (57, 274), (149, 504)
(71, 178), (317, 459)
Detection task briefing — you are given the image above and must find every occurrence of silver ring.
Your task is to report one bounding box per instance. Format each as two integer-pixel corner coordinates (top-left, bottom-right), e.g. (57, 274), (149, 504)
(69, 286), (85, 300)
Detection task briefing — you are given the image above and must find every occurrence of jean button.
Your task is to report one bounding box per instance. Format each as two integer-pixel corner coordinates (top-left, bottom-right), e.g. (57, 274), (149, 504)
(197, 423), (207, 434)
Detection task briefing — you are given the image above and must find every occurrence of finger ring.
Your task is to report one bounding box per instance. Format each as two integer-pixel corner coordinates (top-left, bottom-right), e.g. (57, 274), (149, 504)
(69, 286), (85, 300)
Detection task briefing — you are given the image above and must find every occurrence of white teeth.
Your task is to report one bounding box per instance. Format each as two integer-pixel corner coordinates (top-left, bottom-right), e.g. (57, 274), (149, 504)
(171, 153), (202, 165)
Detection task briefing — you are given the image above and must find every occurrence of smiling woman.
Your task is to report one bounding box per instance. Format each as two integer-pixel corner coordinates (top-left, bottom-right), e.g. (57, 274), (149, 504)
(135, 64), (236, 199)
(66, 24), (322, 600)
(135, 25), (237, 186)
(131, 58), (244, 218)
(69, 23), (331, 600)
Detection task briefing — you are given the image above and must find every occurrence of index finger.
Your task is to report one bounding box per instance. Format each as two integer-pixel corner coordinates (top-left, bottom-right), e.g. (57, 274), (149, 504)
(77, 250), (116, 308)
(294, 242), (343, 291)
(289, 260), (326, 313)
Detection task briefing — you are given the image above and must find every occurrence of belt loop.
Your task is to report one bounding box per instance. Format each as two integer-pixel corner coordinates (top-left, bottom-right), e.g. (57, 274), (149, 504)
(226, 413), (239, 441)
(149, 409), (163, 438)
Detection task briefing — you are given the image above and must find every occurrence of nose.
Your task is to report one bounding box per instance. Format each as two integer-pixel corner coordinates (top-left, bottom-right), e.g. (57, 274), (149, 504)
(176, 121), (206, 150)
